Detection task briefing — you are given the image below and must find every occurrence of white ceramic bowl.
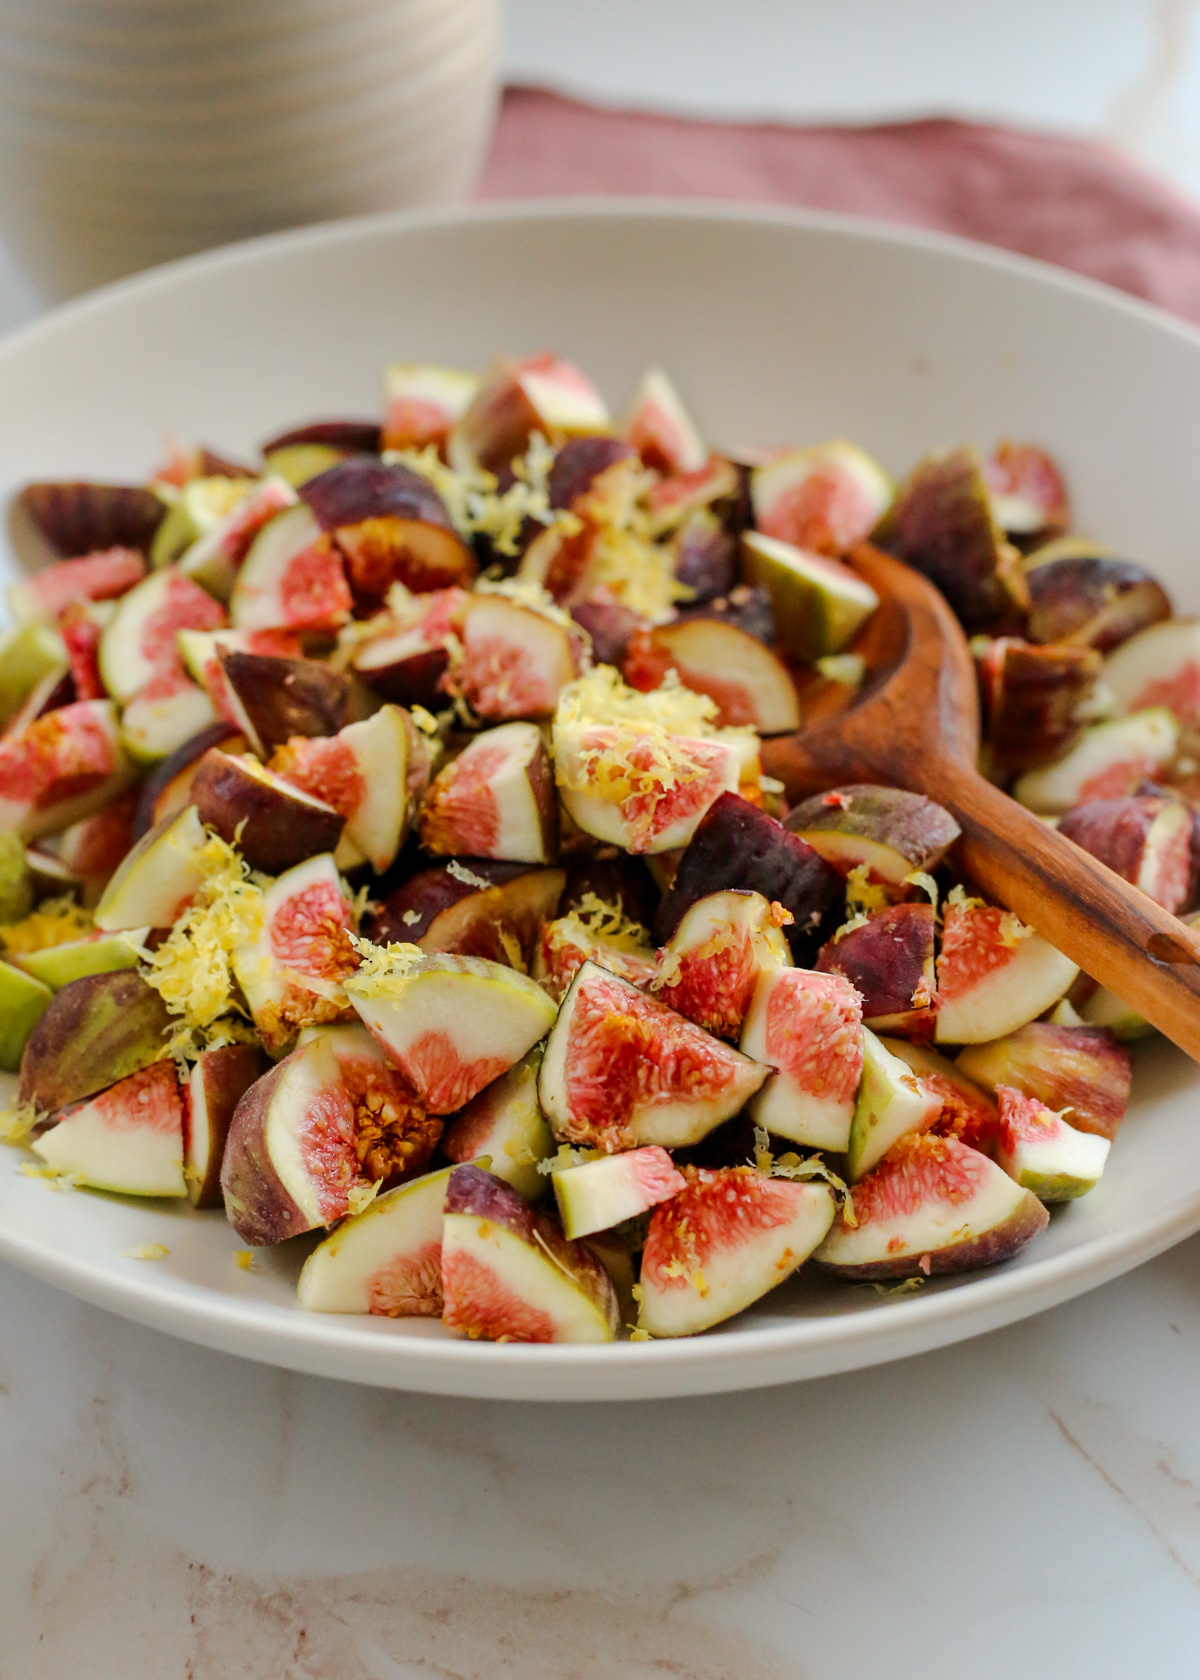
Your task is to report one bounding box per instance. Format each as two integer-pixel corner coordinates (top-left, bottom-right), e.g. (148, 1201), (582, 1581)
(2, 201), (1199, 1402)
(0, 0), (500, 298)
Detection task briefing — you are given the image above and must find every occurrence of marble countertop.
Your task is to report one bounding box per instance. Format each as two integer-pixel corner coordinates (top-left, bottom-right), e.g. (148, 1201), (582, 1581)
(4, 6), (1200, 1674)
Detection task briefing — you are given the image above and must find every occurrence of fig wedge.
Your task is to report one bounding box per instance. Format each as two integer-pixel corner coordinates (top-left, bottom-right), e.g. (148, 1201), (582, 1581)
(14, 479), (165, 559)
(1102, 618), (1200, 725)
(133, 720), (245, 836)
(816, 902), (938, 1039)
(269, 704), (410, 874)
(977, 637), (1101, 771)
(419, 722), (558, 864)
(934, 896), (1079, 1044)
(447, 593), (582, 721)
(441, 1050), (555, 1202)
(654, 889), (790, 1040)
(539, 960), (768, 1152)
(232, 853), (359, 1055)
(0, 698), (131, 842)
(216, 649), (350, 758)
(191, 749), (345, 873)
(1057, 794), (1197, 914)
(623, 366), (707, 474)
(955, 1021), (1132, 1141)
(185, 1042), (270, 1208)
(441, 1164), (620, 1343)
(1013, 709), (1179, 813)
(553, 1146), (686, 1240)
(740, 533), (879, 662)
(299, 456), (474, 603)
(32, 1060), (186, 1198)
(176, 475), (298, 598)
(97, 566), (227, 704)
(751, 440), (892, 555)
(1024, 555), (1171, 653)
(18, 968), (171, 1113)
(882, 1038), (999, 1154)
(994, 1084), (1110, 1201)
(15, 928), (142, 991)
(785, 784), (960, 886)
(93, 803), (209, 932)
(449, 354), (610, 475)
(8, 546), (145, 626)
(382, 362), (477, 452)
(368, 862), (565, 968)
(844, 1026), (941, 1181)
(637, 1166), (835, 1338)
(815, 1132), (1049, 1280)
(120, 673), (219, 764)
(230, 503), (352, 633)
(346, 947), (556, 1114)
(297, 1162), (455, 1316)
(983, 441), (1069, 540)
(740, 966), (864, 1151)
(0, 621), (68, 728)
(624, 616), (801, 734)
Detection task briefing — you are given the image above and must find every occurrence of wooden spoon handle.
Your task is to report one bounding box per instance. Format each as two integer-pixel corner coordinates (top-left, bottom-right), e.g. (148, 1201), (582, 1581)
(923, 756), (1200, 1060)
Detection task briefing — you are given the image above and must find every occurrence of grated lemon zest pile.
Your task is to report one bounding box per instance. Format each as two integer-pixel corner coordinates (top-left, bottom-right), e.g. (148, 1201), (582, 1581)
(343, 934), (424, 1000)
(0, 898), (93, 956)
(903, 871), (940, 909)
(751, 1126), (854, 1217)
(999, 909), (1032, 948)
(549, 892), (653, 952)
(845, 864), (890, 917)
(388, 433), (575, 558)
(554, 666), (733, 808)
(135, 833), (266, 1036)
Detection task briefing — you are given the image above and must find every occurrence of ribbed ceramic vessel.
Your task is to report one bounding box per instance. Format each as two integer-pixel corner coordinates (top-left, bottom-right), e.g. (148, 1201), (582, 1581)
(0, 0), (501, 297)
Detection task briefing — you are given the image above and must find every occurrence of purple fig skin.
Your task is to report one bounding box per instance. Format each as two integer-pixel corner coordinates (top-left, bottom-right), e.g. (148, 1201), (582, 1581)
(678, 584), (776, 646)
(547, 436), (636, 510)
(354, 641), (450, 707)
(673, 514), (738, 602)
(817, 902), (937, 1037)
(186, 1043), (270, 1208)
(786, 783), (962, 880)
(190, 749), (346, 873)
(299, 457), (453, 534)
(654, 793), (844, 961)
(133, 721), (245, 837)
(219, 650), (349, 754)
(1025, 555), (1172, 653)
(19, 969), (171, 1113)
(444, 1164), (616, 1312)
(977, 637), (1101, 770)
(956, 1022), (1133, 1141)
(261, 420), (382, 457)
(569, 596), (645, 666)
(14, 480), (165, 558)
(879, 448), (1029, 632)
(366, 862), (565, 965)
(817, 1193), (1049, 1281)
(561, 854), (658, 928)
(1057, 794), (1200, 914)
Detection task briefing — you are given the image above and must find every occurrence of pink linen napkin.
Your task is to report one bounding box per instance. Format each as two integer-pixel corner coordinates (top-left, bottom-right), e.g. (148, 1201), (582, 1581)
(477, 87), (1200, 328)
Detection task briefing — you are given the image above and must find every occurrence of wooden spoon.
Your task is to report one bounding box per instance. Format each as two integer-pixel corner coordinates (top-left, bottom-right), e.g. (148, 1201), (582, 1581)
(761, 543), (1200, 1062)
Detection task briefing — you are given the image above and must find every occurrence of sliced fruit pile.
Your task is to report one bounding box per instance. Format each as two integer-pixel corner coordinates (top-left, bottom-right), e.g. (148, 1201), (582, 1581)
(0, 353), (1177, 1342)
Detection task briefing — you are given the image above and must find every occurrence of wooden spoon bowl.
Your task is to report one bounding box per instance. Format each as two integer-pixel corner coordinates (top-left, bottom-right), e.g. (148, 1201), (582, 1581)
(762, 544), (1200, 1061)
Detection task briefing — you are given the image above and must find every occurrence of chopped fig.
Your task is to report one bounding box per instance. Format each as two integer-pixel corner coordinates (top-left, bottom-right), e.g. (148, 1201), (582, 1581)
(815, 1131), (1049, 1279)
(1013, 709), (1178, 812)
(14, 480), (165, 559)
(1024, 555), (1170, 653)
(623, 616), (800, 734)
(149, 474), (256, 568)
(538, 959), (768, 1151)
(882, 1037), (999, 1153)
(740, 532), (879, 662)
(4, 663), (75, 736)
(1102, 618), (1200, 726)
(232, 853), (359, 1055)
(220, 1034), (359, 1243)
(816, 902), (937, 1038)
(262, 419), (381, 460)
(177, 475), (298, 598)
(1075, 983), (1155, 1041)
(441, 1163), (620, 1343)
(368, 862), (565, 968)
(955, 1021), (1132, 1141)
(15, 929), (142, 992)
(352, 630), (450, 708)
(381, 363), (477, 452)
(554, 1146), (687, 1240)
(654, 888), (790, 1039)
(53, 787), (139, 904)
(644, 455), (740, 535)
(977, 637), (1101, 770)
(299, 457), (475, 603)
(0, 959), (52, 1070)
(318, 1021), (442, 1186)
(449, 354), (610, 475)
(740, 966), (863, 1151)
(446, 593), (581, 720)
(297, 1163), (455, 1316)
(230, 503), (352, 633)
(120, 673), (219, 763)
(935, 895), (1078, 1044)
(177, 626), (302, 722)
(656, 793), (845, 962)
(185, 1043), (269, 1208)
(983, 442), (1069, 539)
(32, 1060), (186, 1197)
(346, 948), (556, 1114)
(0, 621), (68, 727)
(637, 1166), (835, 1337)
(8, 546), (145, 625)
(93, 804), (209, 932)
(216, 649), (350, 758)
(672, 511), (739, 602)
(419, 722), (557, 864)
(57, 601), (107, 702)
(568, 593), (645, 667)
(535, 901), (659, 1002)
(133, 720), (245, 836)
(844, 1026), (941, 1181)
(751, 440), (891, 555)
(547, 436), (637, 510)
(264, 444), (359, 487)
(269, 704), (410, 873)
(623, 366), (707, 474)
(785, 784), (961, 886)
(881, 448), (1029, 630)
(0, 698), (131, 841)
(18, 968), (171, 1113)
(97, 566), (226, 703)
(1057, 794), (1197, 913)
(441, 1051), (555, 1202)
(191, 749), (345, 873)
(994, 1084), (1110, 1200)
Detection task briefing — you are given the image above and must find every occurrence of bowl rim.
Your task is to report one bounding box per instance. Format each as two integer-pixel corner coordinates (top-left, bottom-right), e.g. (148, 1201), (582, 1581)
(3, 195), (1199, 1398)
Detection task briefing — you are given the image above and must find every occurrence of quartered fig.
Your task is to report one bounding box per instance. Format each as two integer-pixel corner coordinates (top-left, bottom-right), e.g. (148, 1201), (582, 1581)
(1057, 793), (1197, 913)
(740, 532), (879, 662)
(844, 1026), (941, 1181)
(547, 435), (636, 510)
(653, 888), (791, 1039)
(97, 565), (227, 704)
(644, 455), (741, 536)
(32, 1059), (187, 1197)
(9, 546), (145, 625)
(0, 620), (68, 728)
(184, 1042), (269, 1207)
(297, 1162), (454, 1316)
(382, 362), (477, 452)
(622, 366), (707, 475)
(0, 960), (52, 1071)
(18, 968), (171, 1113)
(751, 440), (892, 555)
(177, 475), (298, 598)
(192, 749), (345, 873)
(419, 722), (558, 864)
(740, 966), (864, 1151)
(785, 783), (960, 885)
(1013, 709), (1179, 812)
(993, 1084), (1110, 1202)
(446, 592), (582, 720)
(1102, 617), (1200, 726)
(1024, 554), (1170, 653)
(671, 511), (739, 603)
(955, 1021), (1132, 1141)
(0, 698), (131, 842)
(217, 649), (350, 758)
(655, 793), (844, 962)
(120, 673), (219, 765)
(133, 720), (245, 837)
(299, 456), (475, 603)
(636, 1166), (835, 1337)
(441, 1164), (620, 1343)
(538, 959), (768, 1152)
(882, 1038), (999, 1154)
(441, 1050), (555, 1202)
(15, 927), (142, 992)
(368, 862), (565, 968)
(230, 503), (352, 633)
(93, 803), (209, 931)
(816, 901), (938, 1040)
(977, 637), (1101, 770)
(233, 853), (359, 1054)
(553, 1146), (686, 1240)
(270, 704), (411, 873)
(815, 1131), (1049, 1280)
(14, 480), (165, 559)
(983, 442), (1069, 540)
(262, 419), (382, 458)
(935, 895), (1078, 1045)
(623, 616), (800, 734)
(449, 354), (610, 475)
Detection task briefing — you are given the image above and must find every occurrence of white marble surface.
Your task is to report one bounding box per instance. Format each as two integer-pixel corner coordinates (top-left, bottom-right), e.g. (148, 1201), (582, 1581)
(4, 6), (1200, 1674)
